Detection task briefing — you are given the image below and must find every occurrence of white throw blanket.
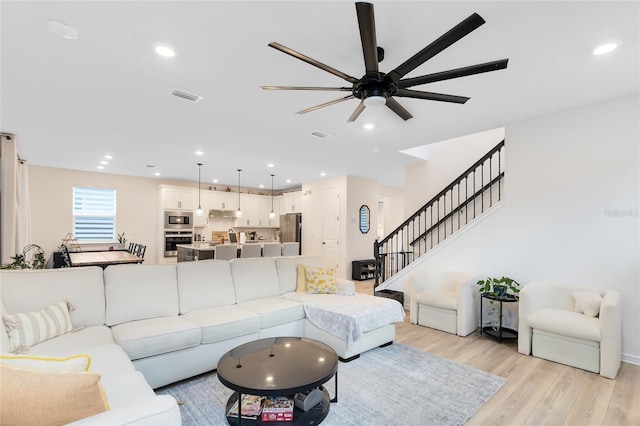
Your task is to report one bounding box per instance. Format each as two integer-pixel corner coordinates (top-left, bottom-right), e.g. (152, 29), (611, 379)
(283, 292), (405, 347)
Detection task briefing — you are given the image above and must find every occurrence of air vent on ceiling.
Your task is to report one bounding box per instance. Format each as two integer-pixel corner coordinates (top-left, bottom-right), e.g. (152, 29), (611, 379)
(170, 89), (202, 103)
(310, 131), (330, 139)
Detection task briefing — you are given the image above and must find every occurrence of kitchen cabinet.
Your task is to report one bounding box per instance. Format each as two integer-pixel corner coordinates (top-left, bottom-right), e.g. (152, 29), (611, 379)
(209, 191), (238, 212)
(235, 194), (269, 227)
(282, 191), (303, 213)
(160, 185), (196, 210)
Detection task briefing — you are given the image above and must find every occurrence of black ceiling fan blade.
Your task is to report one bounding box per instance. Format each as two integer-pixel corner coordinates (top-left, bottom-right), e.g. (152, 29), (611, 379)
(386, 97), (413, 121)
(262, 86), (352, 91)
(387, 13), (486, 82)
(356, 2), (379, 72)
(398, 59), (509, 88)
(269, 42), (360, 84)
(296, 95), (356, 115)
(395, 89), (469, 104)
(347, 100), (366, 122)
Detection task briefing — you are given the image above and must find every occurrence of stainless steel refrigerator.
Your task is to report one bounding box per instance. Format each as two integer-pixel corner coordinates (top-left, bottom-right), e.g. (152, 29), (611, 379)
(278, 213), (302, 254)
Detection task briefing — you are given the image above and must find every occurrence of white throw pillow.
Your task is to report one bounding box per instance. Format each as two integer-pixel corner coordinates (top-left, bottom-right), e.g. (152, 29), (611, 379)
(0, 354), (91, 372)
(572, 291), (603, 317)
(3, 300), (74, 353)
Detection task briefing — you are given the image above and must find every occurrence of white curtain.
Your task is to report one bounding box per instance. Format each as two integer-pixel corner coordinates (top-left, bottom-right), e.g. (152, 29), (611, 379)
(16, 160), (31, 252)
(0, 133), (31, 263)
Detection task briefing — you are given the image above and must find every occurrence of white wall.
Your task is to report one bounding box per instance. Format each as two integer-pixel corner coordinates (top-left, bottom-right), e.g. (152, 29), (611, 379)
(391, 95), (640, 360)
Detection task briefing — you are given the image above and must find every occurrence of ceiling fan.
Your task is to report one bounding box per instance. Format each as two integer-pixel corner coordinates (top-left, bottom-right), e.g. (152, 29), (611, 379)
(263, 2), (508, 122)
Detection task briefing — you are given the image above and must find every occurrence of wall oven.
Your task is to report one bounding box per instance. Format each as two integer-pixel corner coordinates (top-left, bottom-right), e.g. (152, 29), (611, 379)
(164, 231), (193, 257)
(164, 211), (193, 230)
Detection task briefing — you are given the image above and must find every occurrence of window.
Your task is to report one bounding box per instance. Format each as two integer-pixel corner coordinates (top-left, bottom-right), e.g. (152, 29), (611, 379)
(73, 186), (116, 241)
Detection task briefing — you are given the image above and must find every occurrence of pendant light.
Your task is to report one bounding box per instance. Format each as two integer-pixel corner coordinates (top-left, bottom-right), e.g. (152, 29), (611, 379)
(269, 174), (276, 220)
(195, 163), (203, 217)
(236, 169), (243, 218)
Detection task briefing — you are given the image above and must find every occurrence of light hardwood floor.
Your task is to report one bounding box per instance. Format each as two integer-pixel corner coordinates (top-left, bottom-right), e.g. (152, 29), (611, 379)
(355, 281), (640, 425)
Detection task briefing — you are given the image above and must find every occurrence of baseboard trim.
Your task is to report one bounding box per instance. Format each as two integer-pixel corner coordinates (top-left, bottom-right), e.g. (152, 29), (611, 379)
(622, 352), (640, 366)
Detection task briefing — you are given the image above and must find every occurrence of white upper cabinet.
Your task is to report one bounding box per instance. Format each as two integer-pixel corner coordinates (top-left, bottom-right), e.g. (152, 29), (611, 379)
(209, 191), (238, 211)
(282, 191), (303, 213)
(160, 185), (196, 211)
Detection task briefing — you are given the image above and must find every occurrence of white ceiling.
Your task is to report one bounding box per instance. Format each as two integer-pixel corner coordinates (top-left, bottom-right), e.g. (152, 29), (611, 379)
(1, 1), (638, 190)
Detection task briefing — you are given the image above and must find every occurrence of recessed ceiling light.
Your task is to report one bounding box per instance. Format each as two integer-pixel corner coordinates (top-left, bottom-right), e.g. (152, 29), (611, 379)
(267, 163), (275, 168)
(363, 123), (375, 130)
(593, 43), (618, 55)
(100, 160), (108, 165)
(155, 45), (175, 58)
(285, 179), (292, 183)
(47, 20), (79, 40)
(212, 179), (218, 183)
(97, 166), (104, 170)
(154, 172), (161, 176)
(195, 151), (204, 156)
(104, 155), (113, 159)
(259, 184), (265, 188)
(320, 172), (326, 177)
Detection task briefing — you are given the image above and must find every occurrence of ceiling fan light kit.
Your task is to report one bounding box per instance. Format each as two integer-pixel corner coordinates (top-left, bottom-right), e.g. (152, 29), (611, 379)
(263, 2), (508, 122)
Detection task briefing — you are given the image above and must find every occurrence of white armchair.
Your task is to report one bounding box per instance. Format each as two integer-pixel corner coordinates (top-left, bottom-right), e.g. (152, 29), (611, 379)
(409, 270), (478, 336)
(518, 282), (621, 379)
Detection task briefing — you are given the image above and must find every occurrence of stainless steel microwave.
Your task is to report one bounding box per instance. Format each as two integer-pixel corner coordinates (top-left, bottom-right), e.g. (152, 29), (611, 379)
(164, 210), (193, 229)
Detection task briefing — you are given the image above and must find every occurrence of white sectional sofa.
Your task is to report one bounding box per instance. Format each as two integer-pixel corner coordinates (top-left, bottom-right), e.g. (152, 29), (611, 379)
(0, 255), (405, 425)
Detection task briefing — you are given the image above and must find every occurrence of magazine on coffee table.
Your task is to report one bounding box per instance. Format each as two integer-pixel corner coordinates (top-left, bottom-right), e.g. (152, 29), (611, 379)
(261, 396), (294, 422)
(227, 394), (265, 419)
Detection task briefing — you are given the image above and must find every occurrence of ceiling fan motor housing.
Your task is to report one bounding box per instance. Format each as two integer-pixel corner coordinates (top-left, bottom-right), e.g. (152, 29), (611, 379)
(353, 72), (397, 100)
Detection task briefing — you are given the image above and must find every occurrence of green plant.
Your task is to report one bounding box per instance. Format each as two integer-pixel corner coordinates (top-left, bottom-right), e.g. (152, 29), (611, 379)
(0, 244), (46, 270)
(477, 276), (521, 332)
(117, 232), (127, 245)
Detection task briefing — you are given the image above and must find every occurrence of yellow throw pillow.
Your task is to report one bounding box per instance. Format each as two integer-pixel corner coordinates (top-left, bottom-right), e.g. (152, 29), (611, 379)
(0, 364), (110, 426)
(305, 266), (339, 294)
(296, 265), (308, 293)
(0, 354), (91, 373)
(3, 300), (74, 353)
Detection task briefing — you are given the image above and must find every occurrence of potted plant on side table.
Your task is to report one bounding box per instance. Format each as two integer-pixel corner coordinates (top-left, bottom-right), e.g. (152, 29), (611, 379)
(477, 276), (521, 337)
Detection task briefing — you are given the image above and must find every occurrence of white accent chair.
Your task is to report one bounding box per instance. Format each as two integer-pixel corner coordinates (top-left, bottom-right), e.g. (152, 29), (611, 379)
(214, 244), (238, 260)
(262, 243), (282, 257)
(410, 270), (478, 336)
(518, 282), (621, 379)
(240, 244), (262, 258)
(282, 242), (299, 256)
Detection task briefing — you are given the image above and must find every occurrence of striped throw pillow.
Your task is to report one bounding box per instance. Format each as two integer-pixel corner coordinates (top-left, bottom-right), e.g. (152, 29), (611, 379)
(3, 300), (74, 353)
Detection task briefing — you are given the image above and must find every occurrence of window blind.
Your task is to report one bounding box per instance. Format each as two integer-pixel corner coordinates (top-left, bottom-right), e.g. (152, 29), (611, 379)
(73, 187), (116, 241)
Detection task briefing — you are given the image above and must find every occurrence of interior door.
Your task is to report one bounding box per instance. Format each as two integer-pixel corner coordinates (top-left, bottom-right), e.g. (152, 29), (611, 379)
(322, 187), (340, 271)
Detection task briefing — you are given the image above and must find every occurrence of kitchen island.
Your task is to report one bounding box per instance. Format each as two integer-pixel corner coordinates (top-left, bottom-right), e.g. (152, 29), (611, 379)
(176, 243), (215, 262)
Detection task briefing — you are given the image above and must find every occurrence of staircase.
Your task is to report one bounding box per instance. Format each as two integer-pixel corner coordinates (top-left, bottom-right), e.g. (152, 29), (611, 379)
(374, 140), (505, 285)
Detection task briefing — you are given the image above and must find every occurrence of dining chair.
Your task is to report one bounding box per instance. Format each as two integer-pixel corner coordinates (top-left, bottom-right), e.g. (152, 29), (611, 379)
(215, 244), (238, 261)
(60, 244), (72, 268)
(127, 242), (135, 253)
(261, 243), (282, 257)
(281, 242), (299, 256)
(240, 244), (262, 258)
(135, 244), (146, 259)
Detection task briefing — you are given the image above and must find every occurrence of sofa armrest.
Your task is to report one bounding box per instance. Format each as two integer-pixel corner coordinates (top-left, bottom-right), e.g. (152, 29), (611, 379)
(456, 279), (479, 337)
(336, 278), (355, 296)
(599, 289), (622, 379)
(68, 395), (181, 425)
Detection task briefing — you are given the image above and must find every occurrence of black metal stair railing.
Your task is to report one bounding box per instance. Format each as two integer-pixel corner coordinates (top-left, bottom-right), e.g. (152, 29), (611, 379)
(374, 140), (505, 285)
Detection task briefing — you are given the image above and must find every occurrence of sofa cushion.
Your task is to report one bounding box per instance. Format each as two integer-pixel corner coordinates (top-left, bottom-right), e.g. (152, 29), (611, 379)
(104, 264), (179, 326)
(110, 316), (202, 360)
(99, 370), (157, 410)
(4, 299), (74, 353)
(181, 305), (261, 344)
(275, 256), (323, 294)
(177, 260), (236, 313)
(29, 326), (116, 356)
(0, 364), (109, 425)
(572, 291), (602, 317)
(237, 298), (305, 328)
(0, 353), (91, 372)
(527, 308), (601, 342)
(230, 258), (281, 303)
(0, 267), (106, 327)
(413, 289), (458, 310)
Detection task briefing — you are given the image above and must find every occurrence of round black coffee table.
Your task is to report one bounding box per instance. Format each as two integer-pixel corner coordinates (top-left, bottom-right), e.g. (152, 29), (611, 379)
(217, 337), (339, 425)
